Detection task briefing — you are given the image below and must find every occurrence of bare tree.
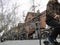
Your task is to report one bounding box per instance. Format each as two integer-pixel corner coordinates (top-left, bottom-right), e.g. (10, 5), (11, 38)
(0, 0), (19, 32)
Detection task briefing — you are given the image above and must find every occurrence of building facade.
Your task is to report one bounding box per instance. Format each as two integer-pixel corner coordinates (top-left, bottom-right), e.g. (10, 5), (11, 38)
(25, 11), (46, 38)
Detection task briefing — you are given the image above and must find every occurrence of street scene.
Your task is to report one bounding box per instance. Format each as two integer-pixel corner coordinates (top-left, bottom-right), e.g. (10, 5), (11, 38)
(0, 0), (60, 45)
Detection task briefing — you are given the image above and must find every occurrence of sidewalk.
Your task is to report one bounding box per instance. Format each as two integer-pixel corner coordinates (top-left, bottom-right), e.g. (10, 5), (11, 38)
(0, 39), (60, 45)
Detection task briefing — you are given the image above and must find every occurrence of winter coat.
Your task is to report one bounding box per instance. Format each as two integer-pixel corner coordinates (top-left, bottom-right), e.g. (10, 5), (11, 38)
(46, 1), (60, 21)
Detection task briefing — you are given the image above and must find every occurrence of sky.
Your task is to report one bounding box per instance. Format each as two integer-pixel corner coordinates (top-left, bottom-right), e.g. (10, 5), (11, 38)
(16, 0), (49, 23)
(1, 0), (49, 23)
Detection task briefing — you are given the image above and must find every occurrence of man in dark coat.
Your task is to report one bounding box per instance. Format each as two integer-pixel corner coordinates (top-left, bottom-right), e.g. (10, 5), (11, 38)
(46, 0), (60, 43)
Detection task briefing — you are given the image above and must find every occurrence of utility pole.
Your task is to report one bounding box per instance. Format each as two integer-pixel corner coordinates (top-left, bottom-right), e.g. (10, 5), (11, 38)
(33, 0), (35, 13)
(32, 0), (41, 45)
(32, 0), (37, 39)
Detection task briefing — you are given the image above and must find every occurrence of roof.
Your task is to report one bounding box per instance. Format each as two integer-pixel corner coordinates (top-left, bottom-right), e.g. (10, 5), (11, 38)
(25, 12), (40, 22)
(25, 10), (46, 23)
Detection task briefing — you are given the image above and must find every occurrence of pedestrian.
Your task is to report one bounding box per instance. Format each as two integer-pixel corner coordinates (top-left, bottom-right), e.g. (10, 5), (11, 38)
(46, 0), (60, 44)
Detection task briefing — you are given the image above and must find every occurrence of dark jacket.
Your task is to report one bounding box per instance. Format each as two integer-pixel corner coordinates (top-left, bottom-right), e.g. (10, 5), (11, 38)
(46, 1), (60, 21)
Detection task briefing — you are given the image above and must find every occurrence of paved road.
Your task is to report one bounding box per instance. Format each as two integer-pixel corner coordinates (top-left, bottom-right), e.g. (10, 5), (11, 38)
(0, 39), (60, 45)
